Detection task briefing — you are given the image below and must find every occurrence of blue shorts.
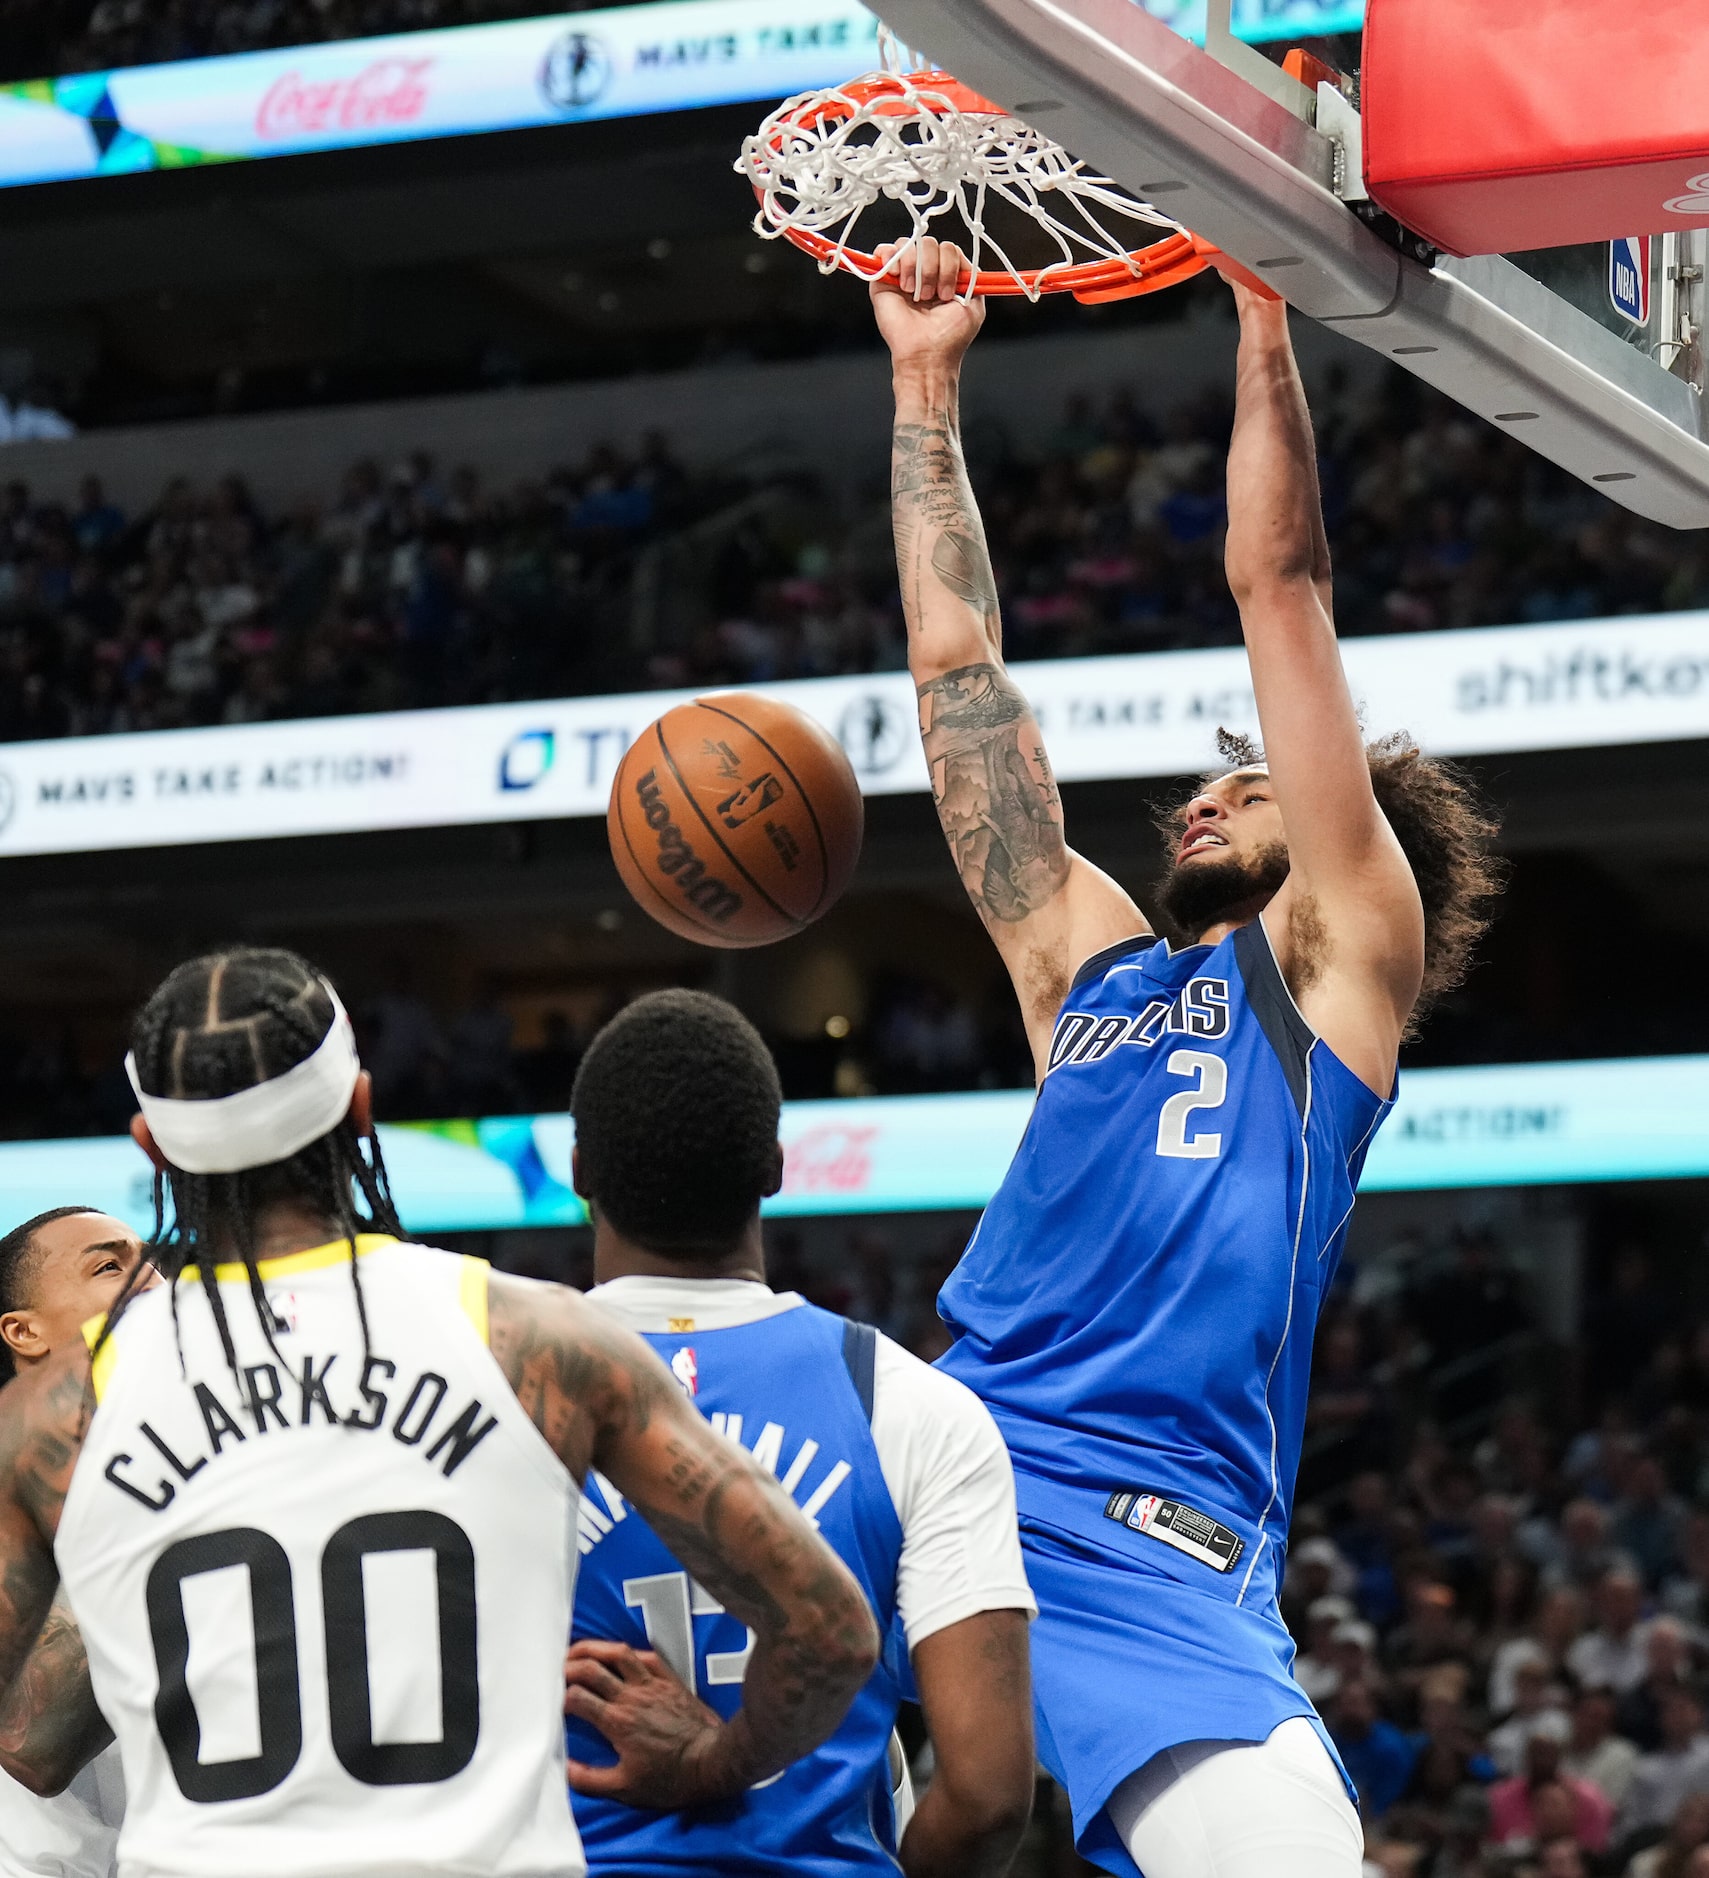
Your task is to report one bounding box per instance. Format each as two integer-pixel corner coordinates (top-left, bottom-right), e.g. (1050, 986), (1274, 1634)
(1018, 1501), (1351, 1878)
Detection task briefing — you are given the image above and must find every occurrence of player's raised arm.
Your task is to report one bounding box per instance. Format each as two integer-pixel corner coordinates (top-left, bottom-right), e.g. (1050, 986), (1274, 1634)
(1220, 281), (1424, 1092)
(873, 238), (1148, 1063)
(486, 1272), (879, 1808)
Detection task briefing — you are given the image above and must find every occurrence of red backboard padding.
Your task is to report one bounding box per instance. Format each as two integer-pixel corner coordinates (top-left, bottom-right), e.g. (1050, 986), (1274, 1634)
(1363, 0), (1709, 256)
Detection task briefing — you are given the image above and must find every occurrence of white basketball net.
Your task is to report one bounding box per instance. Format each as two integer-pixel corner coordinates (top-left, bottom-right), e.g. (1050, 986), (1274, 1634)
(736, 59), (1186, 302)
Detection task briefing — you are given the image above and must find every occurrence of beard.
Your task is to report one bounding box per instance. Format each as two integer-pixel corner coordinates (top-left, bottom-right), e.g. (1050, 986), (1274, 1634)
(1154, 839), (1290, 942)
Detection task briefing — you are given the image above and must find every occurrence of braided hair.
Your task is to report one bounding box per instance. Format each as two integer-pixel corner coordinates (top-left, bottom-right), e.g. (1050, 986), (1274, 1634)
(120, 947), (403, 1383)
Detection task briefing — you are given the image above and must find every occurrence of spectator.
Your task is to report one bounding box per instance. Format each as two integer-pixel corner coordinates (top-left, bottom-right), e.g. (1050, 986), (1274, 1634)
(1619, 1617), (1701, 1752)
(1489, 1651), (1573, 1775)
(1622, 1689), (1709, 1840)
(1487, 1735), (1614, 1855)
(1330, 1676), (1420, 1819)
(1621, 1455), (1692, 1590)
(1297, 1595), (1357, 1705)
(1387, 1578), (1478, 1704)
(1492, 1587), (1591, 1717)
(1562, 1686), (1641, 1812)
(1569, 1570), (1653, 1696)
(1626, 1792), (1709, 1878)
(1664, 1513), (1709, 1628)
(1541, 1500), (1628, 1594)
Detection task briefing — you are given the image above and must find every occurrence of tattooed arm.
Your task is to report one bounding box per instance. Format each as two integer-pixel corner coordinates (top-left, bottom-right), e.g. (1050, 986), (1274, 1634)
(872, 239), (1148, 1067)
(0, 1348), (93, 1680)
(0, 1595), (111, 1796)
(487, 1272), (879, 1808)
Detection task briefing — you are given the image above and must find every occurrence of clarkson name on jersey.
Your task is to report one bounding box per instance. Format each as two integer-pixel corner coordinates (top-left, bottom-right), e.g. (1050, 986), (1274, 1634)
(99, 1353), (500, 1512)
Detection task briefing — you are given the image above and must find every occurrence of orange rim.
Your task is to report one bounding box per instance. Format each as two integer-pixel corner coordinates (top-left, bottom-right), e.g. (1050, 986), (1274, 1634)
(752, 70), (1253, 303)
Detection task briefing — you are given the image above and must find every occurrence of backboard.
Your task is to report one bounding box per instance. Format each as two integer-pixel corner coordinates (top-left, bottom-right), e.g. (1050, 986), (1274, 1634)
(873, 0), (1709, 527)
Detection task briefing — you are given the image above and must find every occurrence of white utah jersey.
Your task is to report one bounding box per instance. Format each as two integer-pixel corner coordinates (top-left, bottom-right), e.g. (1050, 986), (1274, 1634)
(55, 1236), (583, 1878)
(0, 1744), (124, 1877)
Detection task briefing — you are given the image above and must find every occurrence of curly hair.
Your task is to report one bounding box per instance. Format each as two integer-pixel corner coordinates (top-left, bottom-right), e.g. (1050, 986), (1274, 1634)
(572, 989), (782, 1258)
(1162, 729), (1503, 1031)
(119, 947), (403, 1381)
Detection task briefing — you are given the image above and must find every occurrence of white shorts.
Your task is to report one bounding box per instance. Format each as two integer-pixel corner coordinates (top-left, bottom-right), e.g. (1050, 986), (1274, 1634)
(1107, 1716), (1364, 1878)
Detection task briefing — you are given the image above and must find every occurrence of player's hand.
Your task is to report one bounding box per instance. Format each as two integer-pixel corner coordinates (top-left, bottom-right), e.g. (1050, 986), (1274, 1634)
(564, 1639), (735, 1810)
(870, 238), (985, 369)
(1208, 249), (1287, 317)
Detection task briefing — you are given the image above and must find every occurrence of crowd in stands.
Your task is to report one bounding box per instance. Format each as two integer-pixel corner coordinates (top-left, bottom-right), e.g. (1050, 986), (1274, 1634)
(1285, 1232), (1709, 1878)
(2, 0), (581, 82)
(0, 367), (1705, 746)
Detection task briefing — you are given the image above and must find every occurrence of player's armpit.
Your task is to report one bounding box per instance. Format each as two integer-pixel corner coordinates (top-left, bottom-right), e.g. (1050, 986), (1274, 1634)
(900, 1609), (1034, 1878)
(0, 1595), (112, 1797)
(487, 1272), (879, 1805)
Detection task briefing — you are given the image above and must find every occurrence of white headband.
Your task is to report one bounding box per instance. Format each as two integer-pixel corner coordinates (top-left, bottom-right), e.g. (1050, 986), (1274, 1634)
(127, 987), (362, 1176)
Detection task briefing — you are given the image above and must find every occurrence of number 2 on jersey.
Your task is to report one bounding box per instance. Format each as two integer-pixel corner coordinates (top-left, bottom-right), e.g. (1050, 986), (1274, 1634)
(1155, 1049), (1227, 1160)
(147, 1510), (479, 1803)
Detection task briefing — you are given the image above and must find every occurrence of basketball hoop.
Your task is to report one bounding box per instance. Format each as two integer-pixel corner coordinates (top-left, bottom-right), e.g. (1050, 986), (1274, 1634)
(736, 61), (1247, 303)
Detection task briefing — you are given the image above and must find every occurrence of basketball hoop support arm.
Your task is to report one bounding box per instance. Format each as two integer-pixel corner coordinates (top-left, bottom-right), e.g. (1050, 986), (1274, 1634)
(1200, 0), (1312, 121)
(879, 0), (1709, 526)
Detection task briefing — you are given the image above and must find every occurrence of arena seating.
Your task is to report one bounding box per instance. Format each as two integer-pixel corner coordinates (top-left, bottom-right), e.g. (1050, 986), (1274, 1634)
(0, 369), (1700, 745)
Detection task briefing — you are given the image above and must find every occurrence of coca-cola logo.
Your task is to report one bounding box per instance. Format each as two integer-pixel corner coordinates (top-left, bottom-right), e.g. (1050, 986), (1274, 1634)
(256, 57), (434, 140)
(781, 1125), (878, 1196)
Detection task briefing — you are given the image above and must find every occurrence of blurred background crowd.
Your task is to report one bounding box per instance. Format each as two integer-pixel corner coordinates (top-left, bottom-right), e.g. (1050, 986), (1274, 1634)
(0, 368), (1702, 745)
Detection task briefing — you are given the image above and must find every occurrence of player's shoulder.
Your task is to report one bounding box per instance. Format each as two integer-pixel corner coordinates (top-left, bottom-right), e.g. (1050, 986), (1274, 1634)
(870, 1333), (1010, 1473)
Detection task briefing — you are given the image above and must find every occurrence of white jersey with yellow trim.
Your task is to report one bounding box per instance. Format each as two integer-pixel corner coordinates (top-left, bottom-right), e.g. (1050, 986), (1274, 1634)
(55, 1236), (583, 1878)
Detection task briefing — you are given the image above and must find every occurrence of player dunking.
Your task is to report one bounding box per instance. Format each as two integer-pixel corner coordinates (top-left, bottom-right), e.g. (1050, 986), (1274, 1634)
(0, 948), (879, 1877)
(872, 240), (1499, 1877)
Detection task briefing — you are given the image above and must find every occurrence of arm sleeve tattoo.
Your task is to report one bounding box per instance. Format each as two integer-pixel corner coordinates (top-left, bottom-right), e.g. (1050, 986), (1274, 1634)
(891, 419), (1001, 645)
(486, 1274), (876, 1793)
(0, 1596), (111, 1795)
(918, 662), (1070, 925)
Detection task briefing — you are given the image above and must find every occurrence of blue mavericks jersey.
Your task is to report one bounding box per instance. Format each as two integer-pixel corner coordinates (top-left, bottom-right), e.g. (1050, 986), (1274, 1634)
(939, 921), (1391, 1575)
(567, 1302), (905, 1875)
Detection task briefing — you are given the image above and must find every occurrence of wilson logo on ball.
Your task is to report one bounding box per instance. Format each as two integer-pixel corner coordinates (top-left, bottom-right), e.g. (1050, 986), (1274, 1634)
(634, 769), (743, 924)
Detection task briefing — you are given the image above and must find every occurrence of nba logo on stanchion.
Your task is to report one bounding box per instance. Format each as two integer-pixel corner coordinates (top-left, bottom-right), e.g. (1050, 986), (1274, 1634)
(1609, 236), (1650, 326)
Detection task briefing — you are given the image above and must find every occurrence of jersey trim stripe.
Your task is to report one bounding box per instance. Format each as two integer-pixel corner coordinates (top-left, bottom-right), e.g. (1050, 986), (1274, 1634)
(1240, 1047), (1314, 1606)
(179, 1231), (399, 1288)
(1069, 932), (1159, 992)
(80, 1313), (120, 1405)
(1232, 918), (1314, 1115)
(459, 1255), (490, 1345)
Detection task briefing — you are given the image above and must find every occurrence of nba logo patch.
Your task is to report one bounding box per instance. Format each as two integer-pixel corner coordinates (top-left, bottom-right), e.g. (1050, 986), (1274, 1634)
(1609, 235), (1650, 326)
(670, 1346), (698, 1396)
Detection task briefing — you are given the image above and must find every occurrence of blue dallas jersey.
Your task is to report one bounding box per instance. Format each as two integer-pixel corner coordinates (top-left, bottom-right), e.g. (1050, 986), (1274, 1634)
(567, 1301), (906, 1876)
(939, 919), (1392, 1586)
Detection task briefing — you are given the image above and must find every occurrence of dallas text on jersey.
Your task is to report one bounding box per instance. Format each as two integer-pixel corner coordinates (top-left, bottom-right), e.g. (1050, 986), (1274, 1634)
(99, 1352), (499, 1512)
(1046, 975), (1231, 1075)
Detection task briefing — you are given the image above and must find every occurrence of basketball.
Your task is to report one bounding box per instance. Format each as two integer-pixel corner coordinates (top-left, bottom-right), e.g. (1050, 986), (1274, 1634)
(606, 692), (864, 947)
